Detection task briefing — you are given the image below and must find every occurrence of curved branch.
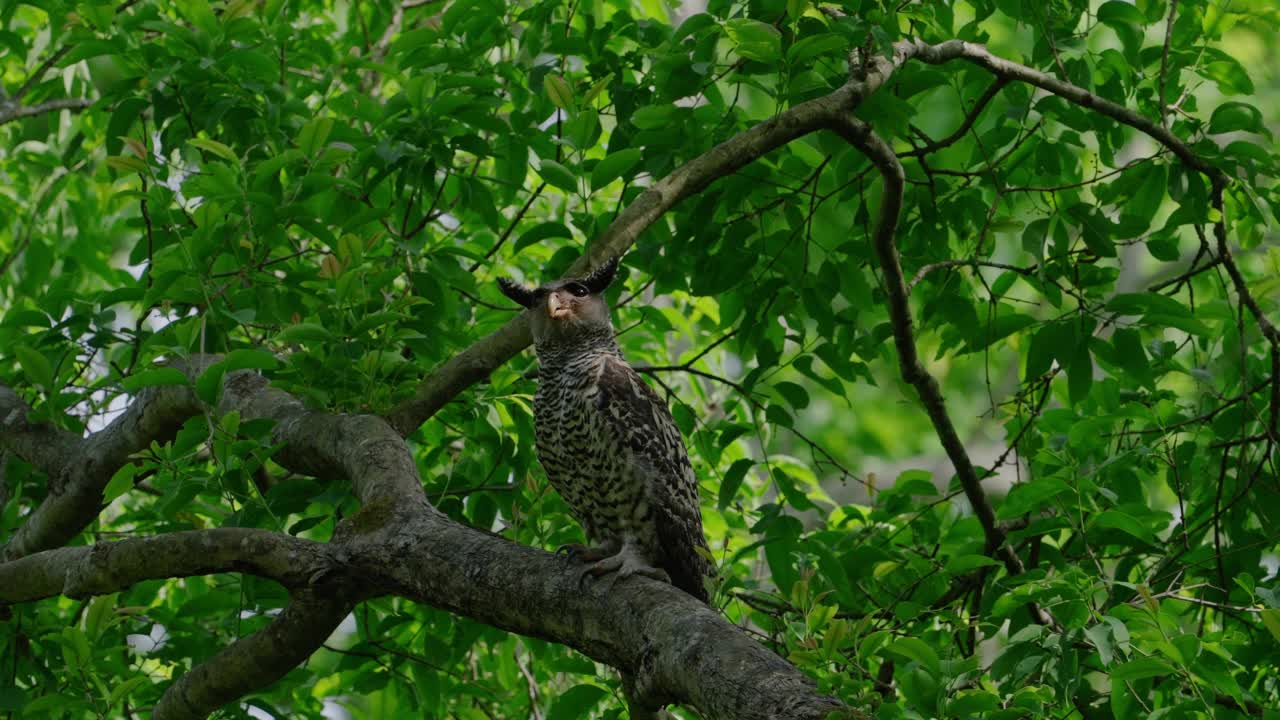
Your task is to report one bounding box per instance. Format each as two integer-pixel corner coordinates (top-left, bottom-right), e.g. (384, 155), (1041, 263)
(829, 115), (1027, 572)
(152, 588), (358, 720)
(218, 371), (425, 506)
(0, 528), (333, 604)
(1, 372), (208, 561)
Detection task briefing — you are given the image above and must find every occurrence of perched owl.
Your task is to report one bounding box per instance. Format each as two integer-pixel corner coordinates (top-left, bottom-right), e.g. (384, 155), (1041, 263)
(498, 257), (714, 602)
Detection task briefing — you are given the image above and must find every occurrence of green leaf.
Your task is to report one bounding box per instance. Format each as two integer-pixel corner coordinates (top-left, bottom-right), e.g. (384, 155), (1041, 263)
(944, 554), (1002, 575)
(102, 464), (140, 504)
(1068, 339), (1093, 406)
(590, 148), (643, 190)
(106, 155), (148, 174)
(1024, 322), (1058, 380)
(949, 690), (1001, 716)
(884, 637), (941, 678)
(122, 367), (190, 392)
(1261, 609), (1280, 643)
(513, 221), (573, 254)
(773, 381), (810, 410)
(189, 138), (239, 162)
(83, 592), (117, 640)
(632, 104), (676, 130)
(1200, 54), (1254, 95)
(1209, 101), (1269, 136)
(1067, 204), (1117, 258)
(277, 323), (334, 344)
(1085, 622), (1115, 665)
(997, 477), (1071, 520)
(196, 363), (227, 405)
(15, 346), (55, 389)
(717, 458), (754, 509)
(1120, 163), (1167, 226)
(296, 117), (335, 157)
(107, 677), (150, 708)
(1110, 328), (1153, 389)
(581, 72), (614, 104)
(786, 33), (846, 65)
(547, 684), (606, 720)
(1091, 510), (1156, 545)
(543, 74), (574, 110)
(724, 19), (782, 62)
(536, 160), (578, 194)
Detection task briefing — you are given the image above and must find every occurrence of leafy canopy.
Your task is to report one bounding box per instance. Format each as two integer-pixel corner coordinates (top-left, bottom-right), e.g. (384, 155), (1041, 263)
(1, 0), (1278, 718)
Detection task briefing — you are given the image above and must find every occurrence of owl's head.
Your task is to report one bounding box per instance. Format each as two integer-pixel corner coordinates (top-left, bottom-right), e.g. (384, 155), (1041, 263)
(497, 256), (620, 346)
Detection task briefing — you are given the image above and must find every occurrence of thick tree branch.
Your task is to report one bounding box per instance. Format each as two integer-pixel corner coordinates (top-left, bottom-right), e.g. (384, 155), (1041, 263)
(152, 588), (358, 720)
(0, 528), (332, 604)
(0, 386), (82, 479)
(340, 502), (848, 720)
(1, 368), (209, 560)
(217, 370), (426, 506)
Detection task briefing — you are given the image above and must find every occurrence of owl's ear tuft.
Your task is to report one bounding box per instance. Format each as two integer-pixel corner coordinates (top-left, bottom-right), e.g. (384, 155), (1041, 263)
(582, 255), (620, 294)
(497, 277), (538, 308)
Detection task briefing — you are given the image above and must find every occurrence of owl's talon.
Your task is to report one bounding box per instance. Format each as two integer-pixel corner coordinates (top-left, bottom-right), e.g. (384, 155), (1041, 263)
(582, 546), (671, 587)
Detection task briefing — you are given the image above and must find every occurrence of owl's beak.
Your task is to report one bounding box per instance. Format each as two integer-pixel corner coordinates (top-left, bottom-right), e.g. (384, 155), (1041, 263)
(547, 291), (573, 320)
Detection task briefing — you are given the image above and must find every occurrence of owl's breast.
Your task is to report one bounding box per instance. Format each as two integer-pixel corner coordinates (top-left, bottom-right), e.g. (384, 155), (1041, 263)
(534, 364), (640, 541)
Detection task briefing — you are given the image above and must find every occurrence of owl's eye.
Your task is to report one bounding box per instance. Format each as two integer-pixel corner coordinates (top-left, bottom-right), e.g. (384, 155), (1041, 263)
(565, 283), (589, 297)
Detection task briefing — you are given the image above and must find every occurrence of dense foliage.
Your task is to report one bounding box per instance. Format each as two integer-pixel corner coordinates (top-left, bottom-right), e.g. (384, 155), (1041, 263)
(2, 0), (1278, 718)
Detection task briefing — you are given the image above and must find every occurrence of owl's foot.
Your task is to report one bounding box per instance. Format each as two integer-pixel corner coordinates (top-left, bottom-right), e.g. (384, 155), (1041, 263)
(582, 545), (671, 588)
(556, 543), (612, 562)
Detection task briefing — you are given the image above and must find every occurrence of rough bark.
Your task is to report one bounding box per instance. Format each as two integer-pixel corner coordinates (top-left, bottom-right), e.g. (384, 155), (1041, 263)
(1, 366), (209, 560)
(0, 529), (333, 603)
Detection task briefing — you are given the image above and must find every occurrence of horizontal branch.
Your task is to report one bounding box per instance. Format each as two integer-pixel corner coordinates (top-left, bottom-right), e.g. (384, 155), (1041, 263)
(0, 528), (333, 604)
(0, 97), (93, 127)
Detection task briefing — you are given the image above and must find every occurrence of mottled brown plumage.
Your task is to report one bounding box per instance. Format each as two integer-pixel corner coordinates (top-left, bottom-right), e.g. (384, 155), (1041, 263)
(499, 257), (714, 602)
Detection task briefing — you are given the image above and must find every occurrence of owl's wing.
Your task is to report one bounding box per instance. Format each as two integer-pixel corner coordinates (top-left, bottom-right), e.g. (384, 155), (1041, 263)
(595, 357), (714, 602)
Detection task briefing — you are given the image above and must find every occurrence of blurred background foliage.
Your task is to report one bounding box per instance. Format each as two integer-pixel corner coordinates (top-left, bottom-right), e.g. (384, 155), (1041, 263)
(1, 0), (1278, 717)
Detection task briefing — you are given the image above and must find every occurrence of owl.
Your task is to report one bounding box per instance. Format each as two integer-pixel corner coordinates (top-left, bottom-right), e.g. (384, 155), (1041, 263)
(498, 257), (714, 602)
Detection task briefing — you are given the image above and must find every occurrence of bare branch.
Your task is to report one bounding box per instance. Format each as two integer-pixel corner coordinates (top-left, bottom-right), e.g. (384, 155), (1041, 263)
(0, 97), (93, 127)
(899, 77), (1009, 159)
(0, 529), (333, 604)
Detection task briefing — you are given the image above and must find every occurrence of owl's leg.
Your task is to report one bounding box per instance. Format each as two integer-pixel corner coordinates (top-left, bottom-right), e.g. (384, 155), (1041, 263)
(583, 543), (671, 585)
(558, 534), (620, 563)
(555, 542), (612, 562)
